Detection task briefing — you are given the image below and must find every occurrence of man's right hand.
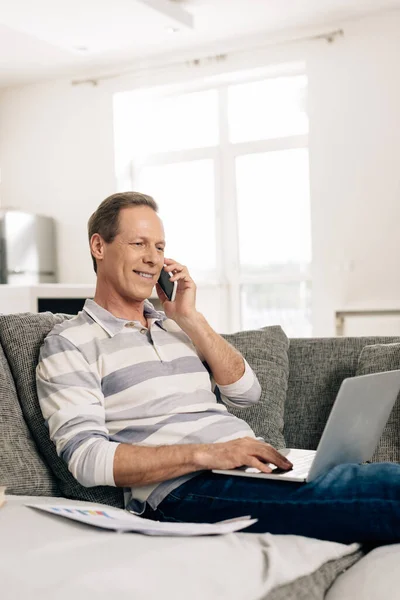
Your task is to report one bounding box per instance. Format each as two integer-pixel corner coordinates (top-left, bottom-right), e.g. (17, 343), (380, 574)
(194, 437), (293, 474)
(114, 437), (293, 487)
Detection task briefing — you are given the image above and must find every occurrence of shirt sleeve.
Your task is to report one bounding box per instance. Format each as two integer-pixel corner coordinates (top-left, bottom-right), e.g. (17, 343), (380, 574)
(214, 358), (262, 409)
(36, 333), (120, 488)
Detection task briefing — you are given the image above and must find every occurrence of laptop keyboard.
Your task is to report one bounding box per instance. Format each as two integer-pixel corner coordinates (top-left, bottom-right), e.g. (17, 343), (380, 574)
(244, 451), (316, 478)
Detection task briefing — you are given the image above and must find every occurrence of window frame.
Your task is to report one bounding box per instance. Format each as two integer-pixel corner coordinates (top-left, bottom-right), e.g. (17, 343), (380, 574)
(128, 69), (311, 333)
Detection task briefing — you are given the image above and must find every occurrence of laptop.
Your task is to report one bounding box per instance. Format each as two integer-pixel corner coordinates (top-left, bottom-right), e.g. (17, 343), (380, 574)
(212, 369), (400, 483)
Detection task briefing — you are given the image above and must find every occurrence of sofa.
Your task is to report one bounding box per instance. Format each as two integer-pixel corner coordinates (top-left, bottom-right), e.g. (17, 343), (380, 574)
(1, 310), (400, 600)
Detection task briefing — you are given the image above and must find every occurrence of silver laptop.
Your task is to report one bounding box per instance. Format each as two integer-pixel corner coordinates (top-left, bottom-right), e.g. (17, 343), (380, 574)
(213, 369), (400, 483)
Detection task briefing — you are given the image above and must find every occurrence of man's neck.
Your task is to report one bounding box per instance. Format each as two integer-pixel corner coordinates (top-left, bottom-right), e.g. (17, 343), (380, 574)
(93, 287), (148, 327)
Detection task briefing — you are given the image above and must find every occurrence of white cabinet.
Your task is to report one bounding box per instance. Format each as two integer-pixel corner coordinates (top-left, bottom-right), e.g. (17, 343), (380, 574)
(0, 284), (227, 332)
(0, 285), (95, 314)
(335, 309), (400, 336)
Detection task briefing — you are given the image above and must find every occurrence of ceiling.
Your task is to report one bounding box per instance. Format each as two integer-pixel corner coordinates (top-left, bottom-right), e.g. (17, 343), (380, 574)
(1, 0), (400, 88)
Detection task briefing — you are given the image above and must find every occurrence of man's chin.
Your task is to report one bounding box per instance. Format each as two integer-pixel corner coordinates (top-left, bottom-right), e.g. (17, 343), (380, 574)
(125, 286), (154, 303)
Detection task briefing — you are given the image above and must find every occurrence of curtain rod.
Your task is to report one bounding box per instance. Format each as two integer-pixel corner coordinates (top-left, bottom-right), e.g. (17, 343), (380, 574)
(71, 28), (343, 87)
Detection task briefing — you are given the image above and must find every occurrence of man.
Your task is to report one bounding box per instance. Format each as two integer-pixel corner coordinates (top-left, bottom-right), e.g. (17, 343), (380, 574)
(37, 191), (400, 543)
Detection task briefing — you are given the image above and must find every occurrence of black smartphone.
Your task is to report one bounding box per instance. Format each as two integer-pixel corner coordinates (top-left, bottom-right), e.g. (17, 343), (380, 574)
(157, 267), (177, 301)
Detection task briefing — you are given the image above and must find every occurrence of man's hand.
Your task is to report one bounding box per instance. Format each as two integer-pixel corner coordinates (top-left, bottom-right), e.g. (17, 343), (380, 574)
(194, 437), (293, 474)
(113, 438), (293, 487)
(156, 258), (197, 323)
(155, 258), (255, 390)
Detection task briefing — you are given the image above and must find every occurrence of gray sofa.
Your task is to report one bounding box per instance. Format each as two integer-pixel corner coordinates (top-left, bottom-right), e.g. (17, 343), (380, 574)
(1, 311), (400, 600)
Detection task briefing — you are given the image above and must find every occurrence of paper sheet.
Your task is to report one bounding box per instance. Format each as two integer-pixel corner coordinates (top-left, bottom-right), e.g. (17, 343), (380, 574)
(26, 503), (257, 536)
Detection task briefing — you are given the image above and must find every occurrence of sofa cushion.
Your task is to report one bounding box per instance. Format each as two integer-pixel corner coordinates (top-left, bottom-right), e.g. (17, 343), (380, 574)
(0, 312), (124, 507)
(355, 342), (400, 463)
(0, 340), (59, 496)
(1, 495), (363, 600)
(284, 336), (400, 451)
(221, 326), (289, 449)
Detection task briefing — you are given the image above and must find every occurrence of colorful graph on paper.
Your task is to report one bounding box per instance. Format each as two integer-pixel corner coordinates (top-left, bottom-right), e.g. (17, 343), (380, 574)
(26, 503), (257, 534)
(49, 507), (115, 518)
(26, 504), (126, 529)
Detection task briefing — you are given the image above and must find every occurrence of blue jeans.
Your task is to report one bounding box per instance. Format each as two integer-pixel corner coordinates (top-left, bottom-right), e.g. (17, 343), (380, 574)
(142, 463), (400, 543)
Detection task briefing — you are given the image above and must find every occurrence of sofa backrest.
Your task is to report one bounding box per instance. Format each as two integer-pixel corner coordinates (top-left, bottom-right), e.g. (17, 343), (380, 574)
(0, 312), (124, 507)
(0, 339), (60, 496)
(285, 336), (400, 454)
(1, 309), (400, 499)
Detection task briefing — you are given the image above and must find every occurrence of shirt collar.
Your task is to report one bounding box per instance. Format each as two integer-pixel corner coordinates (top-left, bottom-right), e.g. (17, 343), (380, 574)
(83, 298), (167, 337)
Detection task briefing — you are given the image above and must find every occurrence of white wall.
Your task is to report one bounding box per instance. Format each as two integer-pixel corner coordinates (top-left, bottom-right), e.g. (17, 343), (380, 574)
(0, 82), (116, 284)
(1, 10), (400, 335)
(307, 11), (400, 335)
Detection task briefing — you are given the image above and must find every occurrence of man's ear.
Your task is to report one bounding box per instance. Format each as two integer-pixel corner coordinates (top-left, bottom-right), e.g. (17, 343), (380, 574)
(90, 233), (105, 264)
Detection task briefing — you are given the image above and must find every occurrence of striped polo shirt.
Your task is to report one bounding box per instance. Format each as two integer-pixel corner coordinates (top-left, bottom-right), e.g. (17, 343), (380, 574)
(36, 299), (261, 513)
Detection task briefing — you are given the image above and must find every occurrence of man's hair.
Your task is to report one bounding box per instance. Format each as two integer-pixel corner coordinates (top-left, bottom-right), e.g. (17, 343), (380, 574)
(88, 191), (158, 273)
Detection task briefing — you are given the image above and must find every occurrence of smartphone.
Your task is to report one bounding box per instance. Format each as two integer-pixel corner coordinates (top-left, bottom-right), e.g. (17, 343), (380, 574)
(157, 267), (177, 301)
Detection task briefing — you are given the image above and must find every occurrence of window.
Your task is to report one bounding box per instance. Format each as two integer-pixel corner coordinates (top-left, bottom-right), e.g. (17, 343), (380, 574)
(127, 89), (219, 155)
(135, 159), (217, 278)
(235, 148), (311, 335)
(235, 148), (311, 270)
(228, 75), (308, 142)
(114, 67), (311, 336)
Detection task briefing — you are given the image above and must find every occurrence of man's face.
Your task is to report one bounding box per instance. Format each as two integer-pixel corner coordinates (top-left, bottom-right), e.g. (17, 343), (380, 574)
(96, 205), (165, 302)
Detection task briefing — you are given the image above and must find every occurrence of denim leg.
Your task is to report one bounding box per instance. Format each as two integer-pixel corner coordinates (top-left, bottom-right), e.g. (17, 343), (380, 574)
(144, 463), (400, 543)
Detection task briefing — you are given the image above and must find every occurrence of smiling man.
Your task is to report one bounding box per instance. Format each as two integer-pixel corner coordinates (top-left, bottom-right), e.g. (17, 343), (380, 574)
(36, 192), (290, 515)
(36, 191), (400, 543)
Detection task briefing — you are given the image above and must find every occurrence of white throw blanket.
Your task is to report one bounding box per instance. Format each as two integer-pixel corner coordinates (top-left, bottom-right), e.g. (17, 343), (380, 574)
(1, 495), (360, 600)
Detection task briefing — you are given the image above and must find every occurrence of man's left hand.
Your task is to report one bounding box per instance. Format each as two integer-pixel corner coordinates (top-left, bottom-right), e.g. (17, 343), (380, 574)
(156, 258), (197, 323)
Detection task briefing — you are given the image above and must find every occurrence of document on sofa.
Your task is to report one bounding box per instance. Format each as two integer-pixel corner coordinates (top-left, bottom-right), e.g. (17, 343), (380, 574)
(26, 503), (257, 536)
